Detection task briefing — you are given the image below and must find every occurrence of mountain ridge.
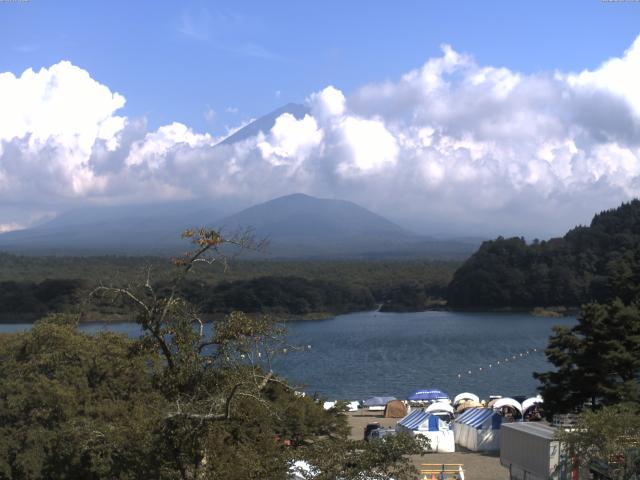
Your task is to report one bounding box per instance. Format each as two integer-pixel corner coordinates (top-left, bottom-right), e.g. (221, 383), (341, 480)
(0, 193), (480, 259)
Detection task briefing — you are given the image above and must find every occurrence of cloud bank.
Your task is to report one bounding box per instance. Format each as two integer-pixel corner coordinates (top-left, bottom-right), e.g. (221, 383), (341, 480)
(2, 37), (640, 237)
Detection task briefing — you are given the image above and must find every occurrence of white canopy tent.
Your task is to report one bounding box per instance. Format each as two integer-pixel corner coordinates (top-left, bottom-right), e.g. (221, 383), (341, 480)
(322, 401), (360, 412)
(492, 397), (523, 417)
(425, 402), (455, 415)
(454, 408), (502, 452)
(522, 396), (543, 414)
(453, 392), (480, 406)
(396, 410), (455, 453)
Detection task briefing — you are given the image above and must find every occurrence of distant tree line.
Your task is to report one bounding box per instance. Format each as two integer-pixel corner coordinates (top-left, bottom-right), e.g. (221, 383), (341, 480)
(448, 200), (640, 308)
(0, 275), (446, 320)
(174, 276), (376, 316)
(0, 279), (84, 320)
(0, 259), (457, 320)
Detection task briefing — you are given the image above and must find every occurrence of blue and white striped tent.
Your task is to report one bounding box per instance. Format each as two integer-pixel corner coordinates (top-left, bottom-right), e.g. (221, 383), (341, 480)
(396, 410), (455, 452)
(454, 408), (502, 451)
(457, 407), (502, 429)
(398, 410), (448, 431)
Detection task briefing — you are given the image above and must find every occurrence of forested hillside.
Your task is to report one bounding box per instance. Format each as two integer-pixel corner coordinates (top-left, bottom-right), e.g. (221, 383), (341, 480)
(448, 200), (640, 308)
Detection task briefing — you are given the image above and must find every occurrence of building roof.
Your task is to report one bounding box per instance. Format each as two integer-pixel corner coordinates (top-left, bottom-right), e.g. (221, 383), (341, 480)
(501, 422), (556, 440)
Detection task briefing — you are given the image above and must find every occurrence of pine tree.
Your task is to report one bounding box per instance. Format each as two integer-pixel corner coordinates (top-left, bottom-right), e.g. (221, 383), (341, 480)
(535, 300), (640, 416)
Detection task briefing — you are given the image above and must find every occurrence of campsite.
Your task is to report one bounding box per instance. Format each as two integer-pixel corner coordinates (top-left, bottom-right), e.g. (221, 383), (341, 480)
(333, 389), (551, 479)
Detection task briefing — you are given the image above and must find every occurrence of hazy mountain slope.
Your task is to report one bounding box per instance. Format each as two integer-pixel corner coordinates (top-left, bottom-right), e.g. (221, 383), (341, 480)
(0, 192), (481, 258)
(218, 193), (408, 238)
(215, 193), (478, 258)
(218, 103), (309, 146)
(0, 202), (223, 255)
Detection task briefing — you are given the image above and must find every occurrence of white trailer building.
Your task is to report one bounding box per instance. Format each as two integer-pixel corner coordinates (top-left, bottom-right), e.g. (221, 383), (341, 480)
(500, 423), (572, 480)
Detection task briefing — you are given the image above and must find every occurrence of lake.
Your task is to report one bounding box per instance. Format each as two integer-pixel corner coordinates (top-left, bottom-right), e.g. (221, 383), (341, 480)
(1, 310), (575, 401)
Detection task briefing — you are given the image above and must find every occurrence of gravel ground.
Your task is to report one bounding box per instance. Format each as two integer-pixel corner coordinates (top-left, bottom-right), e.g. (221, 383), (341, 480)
(347, 411), (510, 480)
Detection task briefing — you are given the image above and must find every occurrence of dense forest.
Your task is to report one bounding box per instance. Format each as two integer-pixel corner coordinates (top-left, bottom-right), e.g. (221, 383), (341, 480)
(0, 279), (85, 321)
(174, 276), (376, 317)
(0, 255), (458, 321)
(447, 200), (640, 308)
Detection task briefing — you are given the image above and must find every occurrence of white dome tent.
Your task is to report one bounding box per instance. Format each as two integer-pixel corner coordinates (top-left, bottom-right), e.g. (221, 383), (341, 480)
(453, 392), (480, 406)
(522, 395), (543, 420)
(522, 396), (543, 413)
(492, 397), (523, 420)
(425, 401), (455, 416)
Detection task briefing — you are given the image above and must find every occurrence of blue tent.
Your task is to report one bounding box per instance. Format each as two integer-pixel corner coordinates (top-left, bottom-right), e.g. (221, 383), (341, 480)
(453, 407), (502, 451)
(456, 407), (502, 430)
(363, 396), (396, 407)
(396, 410), (455, 452)
(407, 389), (449, 401)
(398, 410), (444, 431)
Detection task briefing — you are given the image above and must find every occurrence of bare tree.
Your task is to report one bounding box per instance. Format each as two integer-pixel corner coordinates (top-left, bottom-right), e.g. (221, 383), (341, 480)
(91, 228), (297, 479)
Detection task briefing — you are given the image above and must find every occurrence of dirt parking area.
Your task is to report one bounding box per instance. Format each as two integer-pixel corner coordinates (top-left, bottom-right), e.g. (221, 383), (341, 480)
(347, 411), (509, 480)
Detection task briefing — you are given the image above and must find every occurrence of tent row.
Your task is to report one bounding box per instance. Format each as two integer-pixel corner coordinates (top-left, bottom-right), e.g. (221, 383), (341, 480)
(390, 395), (544, 453)
(395, 407), (502, 453)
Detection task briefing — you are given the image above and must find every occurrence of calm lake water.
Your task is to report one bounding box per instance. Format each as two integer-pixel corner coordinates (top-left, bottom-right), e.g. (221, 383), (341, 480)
(1, 310), (575, 401)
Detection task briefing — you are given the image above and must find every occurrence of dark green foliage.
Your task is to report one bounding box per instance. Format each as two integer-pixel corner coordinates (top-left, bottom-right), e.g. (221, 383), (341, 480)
(555, 404), (640, 477)
(377, 281), (445, 312)
(175, 276), (375, 315)
(0, 279), (84, 320)
(535, 300), (640, 416)
(448, 200), (640, 308)
(0, 314), (166, 479)
(300, 433), (427, 480)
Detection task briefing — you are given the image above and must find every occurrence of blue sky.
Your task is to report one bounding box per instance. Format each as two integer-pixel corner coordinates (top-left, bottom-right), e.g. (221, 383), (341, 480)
(3, 0), (640, 135)
(1, 0), (640, 236)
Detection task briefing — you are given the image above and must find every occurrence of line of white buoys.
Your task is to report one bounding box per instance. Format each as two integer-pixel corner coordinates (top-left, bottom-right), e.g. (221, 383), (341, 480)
(455, 347), (544, 379)
(279, 345), (312, 354)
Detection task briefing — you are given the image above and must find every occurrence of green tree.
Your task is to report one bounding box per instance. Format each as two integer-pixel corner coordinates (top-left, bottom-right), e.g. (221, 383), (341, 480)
(299, 433), (427, 480)
(556, 405), (640, 479)
(535, 300), (640, 416)
(0, 314), (166, 479)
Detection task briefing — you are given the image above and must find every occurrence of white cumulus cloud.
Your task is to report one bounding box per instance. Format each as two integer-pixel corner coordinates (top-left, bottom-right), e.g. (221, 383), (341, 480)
(2, 36), (640, 237)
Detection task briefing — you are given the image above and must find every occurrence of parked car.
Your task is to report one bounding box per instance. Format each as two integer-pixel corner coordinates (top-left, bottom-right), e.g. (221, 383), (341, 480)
(369, 428), (397, 441)
(363, 422), (381, 441)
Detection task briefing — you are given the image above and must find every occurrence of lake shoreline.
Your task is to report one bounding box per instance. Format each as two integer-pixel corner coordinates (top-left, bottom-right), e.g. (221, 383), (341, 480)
(0, 304), (579, 325)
